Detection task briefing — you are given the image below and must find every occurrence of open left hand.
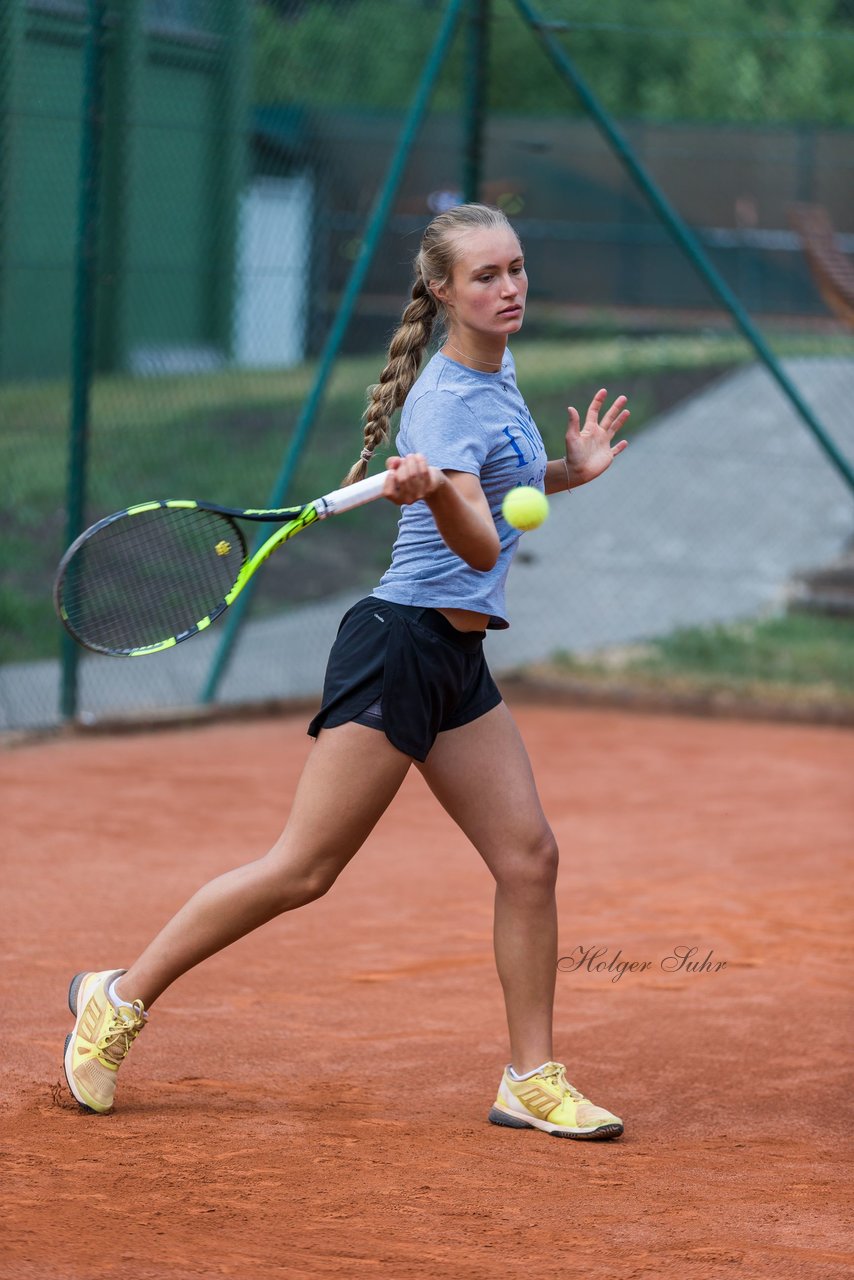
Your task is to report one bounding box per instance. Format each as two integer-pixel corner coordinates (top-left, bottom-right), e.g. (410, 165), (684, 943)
(564, 389), (629, 488)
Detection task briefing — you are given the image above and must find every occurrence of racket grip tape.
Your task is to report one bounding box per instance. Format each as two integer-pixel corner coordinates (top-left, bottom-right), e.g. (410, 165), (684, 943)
(315, 471), (388, 518)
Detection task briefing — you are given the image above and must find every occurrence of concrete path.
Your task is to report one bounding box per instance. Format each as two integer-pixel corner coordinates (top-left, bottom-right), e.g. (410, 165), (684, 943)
(495, 355), (854, 666)
(2, 358), (852, 731)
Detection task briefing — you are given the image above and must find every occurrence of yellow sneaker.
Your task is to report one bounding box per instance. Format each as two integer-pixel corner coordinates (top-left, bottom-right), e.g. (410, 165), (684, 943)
(63, 970), (147, 1114)
(489, 1061), (623, 1140)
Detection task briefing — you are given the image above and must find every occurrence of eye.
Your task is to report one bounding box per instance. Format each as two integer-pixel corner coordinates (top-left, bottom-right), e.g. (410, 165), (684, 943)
(477, 274), (494, 283)
(511, 264), (525, 275)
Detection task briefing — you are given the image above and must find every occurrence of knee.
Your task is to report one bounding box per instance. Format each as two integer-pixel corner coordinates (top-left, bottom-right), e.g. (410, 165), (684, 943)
(494, 828), (559, 899)
(261, 857), (339, 914)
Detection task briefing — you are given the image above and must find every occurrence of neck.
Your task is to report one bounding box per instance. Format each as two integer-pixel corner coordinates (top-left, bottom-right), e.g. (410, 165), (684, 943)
(441, 332), (506, 373)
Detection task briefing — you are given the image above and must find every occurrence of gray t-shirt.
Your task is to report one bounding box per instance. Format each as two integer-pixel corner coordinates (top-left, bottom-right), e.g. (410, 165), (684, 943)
(373, 349), (548, 628)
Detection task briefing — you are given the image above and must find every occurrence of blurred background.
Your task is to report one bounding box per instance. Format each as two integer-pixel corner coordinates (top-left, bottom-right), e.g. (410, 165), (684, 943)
(2, 0), (853, 731)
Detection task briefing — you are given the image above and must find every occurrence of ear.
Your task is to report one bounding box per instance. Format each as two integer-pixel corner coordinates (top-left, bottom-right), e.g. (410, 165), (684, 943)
(429, 278), (453, 308)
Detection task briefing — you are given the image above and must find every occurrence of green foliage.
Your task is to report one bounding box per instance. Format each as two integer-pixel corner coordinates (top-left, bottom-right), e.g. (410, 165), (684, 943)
(253, 0), (459, 111)
(639, 614), (854, 688)
(554, 612), (854, 692)
(253, 0), (854, 125)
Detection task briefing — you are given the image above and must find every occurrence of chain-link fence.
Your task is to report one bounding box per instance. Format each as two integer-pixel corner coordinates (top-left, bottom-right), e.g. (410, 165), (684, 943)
(2, 0), (853, 730)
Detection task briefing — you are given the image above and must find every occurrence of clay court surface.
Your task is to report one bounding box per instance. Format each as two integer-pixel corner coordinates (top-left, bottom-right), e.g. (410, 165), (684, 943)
(1, 701), (851, 1279)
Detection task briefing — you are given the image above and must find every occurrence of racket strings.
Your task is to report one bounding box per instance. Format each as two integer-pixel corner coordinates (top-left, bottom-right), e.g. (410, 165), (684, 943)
(59, 506), (247, 654)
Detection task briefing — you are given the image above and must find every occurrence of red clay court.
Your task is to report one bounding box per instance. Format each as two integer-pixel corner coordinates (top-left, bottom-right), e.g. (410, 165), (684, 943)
(1, 700), (851, 1279)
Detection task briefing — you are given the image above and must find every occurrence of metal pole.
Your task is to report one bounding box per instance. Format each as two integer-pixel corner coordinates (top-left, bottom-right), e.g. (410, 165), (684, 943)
(99, 0), (142, 373)
(512, 0), (854, 494)
(200, 0), (467, 704)
(61, 0), (107, 721)
(0, 0), (25, 382)
(463, 0), (489, 204)
(214, 0), (250, 358)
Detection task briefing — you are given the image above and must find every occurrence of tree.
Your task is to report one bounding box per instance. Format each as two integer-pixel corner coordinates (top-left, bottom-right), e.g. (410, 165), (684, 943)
(252, 0), (854, 126)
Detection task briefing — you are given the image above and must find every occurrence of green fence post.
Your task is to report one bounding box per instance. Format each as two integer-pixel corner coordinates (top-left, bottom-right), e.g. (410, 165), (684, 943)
(98, 0), (142, 374)
(61, 0), (108, 721)
(200, 0), (467, 705)
(0, 1), (25, 382)
(212, 0), (250, 359)
(463, 0), (489, 204)
(513, 0), (854, 495)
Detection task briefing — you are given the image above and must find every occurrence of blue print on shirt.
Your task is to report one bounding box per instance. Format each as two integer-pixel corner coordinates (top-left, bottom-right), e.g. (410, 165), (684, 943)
(502, 410), (541, 468)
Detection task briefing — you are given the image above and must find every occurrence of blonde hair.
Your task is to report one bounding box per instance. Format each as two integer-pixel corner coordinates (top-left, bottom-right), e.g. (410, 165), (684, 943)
(343, 203), (518, 485)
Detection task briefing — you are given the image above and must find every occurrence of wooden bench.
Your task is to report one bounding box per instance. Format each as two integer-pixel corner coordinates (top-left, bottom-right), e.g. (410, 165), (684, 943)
(789, 204), (854, 329)
(788, 550), (854, 618)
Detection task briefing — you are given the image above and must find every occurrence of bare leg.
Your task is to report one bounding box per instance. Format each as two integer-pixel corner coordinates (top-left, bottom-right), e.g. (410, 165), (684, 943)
(115, 723), (412, 1007)
(417, 703), (558, 1075)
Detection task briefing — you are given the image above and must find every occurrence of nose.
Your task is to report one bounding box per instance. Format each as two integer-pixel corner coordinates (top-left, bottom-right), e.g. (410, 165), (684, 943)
(500, 273), (519, 296)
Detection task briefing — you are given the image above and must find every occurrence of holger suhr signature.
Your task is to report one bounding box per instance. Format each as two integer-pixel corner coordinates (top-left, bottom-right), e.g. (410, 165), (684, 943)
(558, 945), (727, 983)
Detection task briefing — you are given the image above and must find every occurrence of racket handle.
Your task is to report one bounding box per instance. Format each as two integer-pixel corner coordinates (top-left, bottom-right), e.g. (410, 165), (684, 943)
(315, 470), (388, 518)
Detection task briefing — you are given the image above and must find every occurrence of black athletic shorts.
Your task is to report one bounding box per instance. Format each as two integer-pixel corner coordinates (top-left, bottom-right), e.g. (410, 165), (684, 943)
(307, 596), (502, 762)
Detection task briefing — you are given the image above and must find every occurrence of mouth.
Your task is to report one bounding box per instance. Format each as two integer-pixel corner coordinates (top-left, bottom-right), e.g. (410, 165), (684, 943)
(498, 305), (523, 317)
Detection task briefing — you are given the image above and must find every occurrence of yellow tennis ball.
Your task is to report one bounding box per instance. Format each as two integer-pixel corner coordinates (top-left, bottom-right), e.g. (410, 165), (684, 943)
(502, 486), (549, 531)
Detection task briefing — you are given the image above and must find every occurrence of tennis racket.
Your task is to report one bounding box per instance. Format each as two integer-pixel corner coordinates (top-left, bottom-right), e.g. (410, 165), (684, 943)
(54, 471), (388, 657)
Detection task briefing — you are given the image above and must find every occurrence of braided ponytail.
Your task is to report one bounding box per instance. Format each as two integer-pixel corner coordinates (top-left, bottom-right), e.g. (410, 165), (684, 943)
(344, 203), (518, 485)
(343, 276), (437, 486)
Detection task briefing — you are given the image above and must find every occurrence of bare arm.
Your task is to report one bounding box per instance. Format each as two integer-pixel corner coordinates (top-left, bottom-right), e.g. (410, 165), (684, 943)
(383, 455), (500, 573)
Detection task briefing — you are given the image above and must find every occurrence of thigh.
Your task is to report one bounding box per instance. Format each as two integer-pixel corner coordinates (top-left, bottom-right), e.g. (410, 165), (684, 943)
(265, 721), (412, 885)
(416, 702), (553, 877)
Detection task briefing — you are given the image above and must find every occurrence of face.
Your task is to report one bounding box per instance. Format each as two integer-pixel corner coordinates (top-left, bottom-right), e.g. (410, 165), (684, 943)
(433, 226), (527, 341)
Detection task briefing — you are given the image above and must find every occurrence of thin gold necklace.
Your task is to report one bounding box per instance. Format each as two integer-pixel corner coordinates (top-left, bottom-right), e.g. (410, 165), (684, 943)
(443, 341), (503, 372)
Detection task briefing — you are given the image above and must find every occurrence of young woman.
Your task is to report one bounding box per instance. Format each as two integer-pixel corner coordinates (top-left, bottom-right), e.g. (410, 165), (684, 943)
(64, 203), (629, 1139)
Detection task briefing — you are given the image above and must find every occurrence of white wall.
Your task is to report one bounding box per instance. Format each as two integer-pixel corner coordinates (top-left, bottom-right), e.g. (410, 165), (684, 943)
(234, 174), (312, 369)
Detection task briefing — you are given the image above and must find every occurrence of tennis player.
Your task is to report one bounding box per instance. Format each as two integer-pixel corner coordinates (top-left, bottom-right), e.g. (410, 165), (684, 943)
(64, 203), (629, 1139)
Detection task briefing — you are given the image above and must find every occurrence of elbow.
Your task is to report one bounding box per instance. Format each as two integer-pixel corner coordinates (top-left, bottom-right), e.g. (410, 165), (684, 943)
(467, 537), (501, 573)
